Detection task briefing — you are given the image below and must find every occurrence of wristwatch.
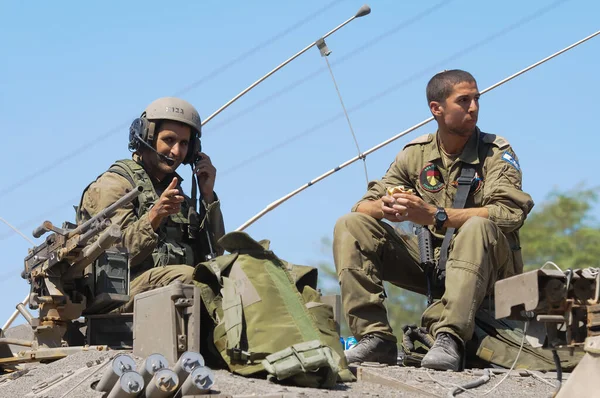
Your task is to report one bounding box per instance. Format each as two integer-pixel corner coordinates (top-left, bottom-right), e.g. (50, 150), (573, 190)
(434, 207), (448, 229)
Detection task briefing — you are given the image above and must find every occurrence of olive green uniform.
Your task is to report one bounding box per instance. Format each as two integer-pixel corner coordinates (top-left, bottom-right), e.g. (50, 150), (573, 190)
(333, 128), (534, 344)
(79, 158), (225, 312)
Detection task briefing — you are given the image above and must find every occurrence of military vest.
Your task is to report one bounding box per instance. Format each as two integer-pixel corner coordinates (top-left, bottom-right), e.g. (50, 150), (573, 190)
(81, 159), (200, 275)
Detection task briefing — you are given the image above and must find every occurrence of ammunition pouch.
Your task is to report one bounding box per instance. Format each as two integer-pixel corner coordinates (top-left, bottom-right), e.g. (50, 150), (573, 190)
(151, 240), (194, 268)
(262, 340), (339, 389)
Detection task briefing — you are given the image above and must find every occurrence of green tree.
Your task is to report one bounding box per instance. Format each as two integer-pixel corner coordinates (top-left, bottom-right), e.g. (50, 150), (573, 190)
(520, 187), (600, 271)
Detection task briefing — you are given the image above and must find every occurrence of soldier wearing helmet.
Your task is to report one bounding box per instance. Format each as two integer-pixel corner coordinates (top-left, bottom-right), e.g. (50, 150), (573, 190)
(78, 97), (225, 312)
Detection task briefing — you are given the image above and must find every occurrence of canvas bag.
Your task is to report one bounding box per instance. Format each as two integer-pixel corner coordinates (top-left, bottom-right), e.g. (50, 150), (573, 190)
(193, 231), (355, 388)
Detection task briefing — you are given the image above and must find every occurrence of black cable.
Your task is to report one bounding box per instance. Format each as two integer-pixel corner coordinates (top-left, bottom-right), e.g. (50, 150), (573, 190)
(221, 0), (569, 177)
(448, 369), (491, 397)
(552, 349), (563, 395)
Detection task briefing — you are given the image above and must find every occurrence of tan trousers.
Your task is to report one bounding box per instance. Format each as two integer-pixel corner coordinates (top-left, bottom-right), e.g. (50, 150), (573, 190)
(119, 264), (195, 313)
(333, 213), (516, 344)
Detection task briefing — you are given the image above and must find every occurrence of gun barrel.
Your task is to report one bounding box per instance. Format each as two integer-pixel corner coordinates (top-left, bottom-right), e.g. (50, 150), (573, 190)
(79, 219), (111, 245)
(69, 185), (142, 238)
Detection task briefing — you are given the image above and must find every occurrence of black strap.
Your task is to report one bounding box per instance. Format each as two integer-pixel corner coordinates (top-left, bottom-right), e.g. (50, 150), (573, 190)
(437, 165), (476, 274)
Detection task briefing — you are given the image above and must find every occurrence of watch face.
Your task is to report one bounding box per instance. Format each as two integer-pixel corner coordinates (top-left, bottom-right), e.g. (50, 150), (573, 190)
(436, 209), (447, 224)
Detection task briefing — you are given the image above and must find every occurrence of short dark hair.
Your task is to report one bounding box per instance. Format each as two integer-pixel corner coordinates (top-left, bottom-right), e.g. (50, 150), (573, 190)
(426, 70), (476, 104)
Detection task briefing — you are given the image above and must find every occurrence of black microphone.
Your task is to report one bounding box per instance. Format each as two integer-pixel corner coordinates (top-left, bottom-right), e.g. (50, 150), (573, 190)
(135, 134), (175, 166)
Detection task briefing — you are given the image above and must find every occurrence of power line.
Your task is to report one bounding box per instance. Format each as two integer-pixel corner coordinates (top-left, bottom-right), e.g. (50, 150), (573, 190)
(0, 122), (129, 199)
(0, 0), (347, 200)
(221, 0), (570, 177)
(0, 217), (35, 245)
(208, 0), (455, 132)
(173, 0), (347, 97)
(0, 196), (79, 241)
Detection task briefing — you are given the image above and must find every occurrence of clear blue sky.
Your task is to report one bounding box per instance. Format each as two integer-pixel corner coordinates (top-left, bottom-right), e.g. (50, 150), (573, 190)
(1, 0), (599, 326)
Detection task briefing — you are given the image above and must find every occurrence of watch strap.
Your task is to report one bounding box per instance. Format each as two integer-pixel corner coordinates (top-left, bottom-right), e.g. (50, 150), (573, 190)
(434, 207), (447, 229)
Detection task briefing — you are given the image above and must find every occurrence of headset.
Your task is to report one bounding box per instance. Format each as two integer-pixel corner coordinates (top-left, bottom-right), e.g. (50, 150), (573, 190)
(128, 113), (202, 166)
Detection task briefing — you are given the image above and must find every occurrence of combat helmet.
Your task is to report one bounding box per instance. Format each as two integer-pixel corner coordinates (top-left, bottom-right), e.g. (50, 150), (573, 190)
(129, 97), (202, 165)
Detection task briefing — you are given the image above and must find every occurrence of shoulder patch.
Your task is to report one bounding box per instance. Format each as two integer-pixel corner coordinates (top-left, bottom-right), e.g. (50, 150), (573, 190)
(501, 150), (521, 172)
(404, 133), (433, 148)
(481, 133), (510, 149)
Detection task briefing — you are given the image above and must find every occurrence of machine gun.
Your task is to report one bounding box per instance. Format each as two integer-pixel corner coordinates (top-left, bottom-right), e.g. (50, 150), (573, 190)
(494, 266), (600, 397)
(0, 186), (142, 366)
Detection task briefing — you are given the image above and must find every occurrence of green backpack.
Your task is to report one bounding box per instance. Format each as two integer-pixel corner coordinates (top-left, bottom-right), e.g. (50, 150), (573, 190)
(193, 231), (355, 388)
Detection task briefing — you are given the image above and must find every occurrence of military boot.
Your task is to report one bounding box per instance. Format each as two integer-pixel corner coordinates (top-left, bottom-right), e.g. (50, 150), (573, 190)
(421, 332), (462, 371)
(344, 334), (398, 365)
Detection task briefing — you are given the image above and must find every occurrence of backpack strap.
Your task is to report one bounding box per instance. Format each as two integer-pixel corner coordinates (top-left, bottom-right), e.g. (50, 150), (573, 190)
(75, 159), (144, 223)
(221, 276), (244, 357)
(107, 159), (158, 217)
(221, 273), (270, 365)
(437, 165), (476, 277)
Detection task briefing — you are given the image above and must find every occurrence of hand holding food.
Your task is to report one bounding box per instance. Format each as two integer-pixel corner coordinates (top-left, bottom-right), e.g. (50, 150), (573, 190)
(386, 185), (416, 196)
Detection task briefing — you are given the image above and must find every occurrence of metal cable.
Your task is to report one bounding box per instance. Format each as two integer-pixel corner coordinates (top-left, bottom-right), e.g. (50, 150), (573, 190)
(208, 0), (455, 132)
(0, 0), (559, 212)
(222, 0), (571, 177)
(323, 55), (369, 186)
(479, 321), (529, 396)
(201, 4), (371, 126)
(528, 371), (559, 388)
(236, 28), (600, 231)
(420, 328), (528, 397)
(59, 354), (117, 398)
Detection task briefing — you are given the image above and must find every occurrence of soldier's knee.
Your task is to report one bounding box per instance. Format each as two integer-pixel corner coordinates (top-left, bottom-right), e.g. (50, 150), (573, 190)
(334, 213), (380, 261)
(334, 212), (376, 239)
(456, 217), (498, 244)
(460, 216), (495, 234)
(335, 212), (361, 233)
(169, 264), (195, 284)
